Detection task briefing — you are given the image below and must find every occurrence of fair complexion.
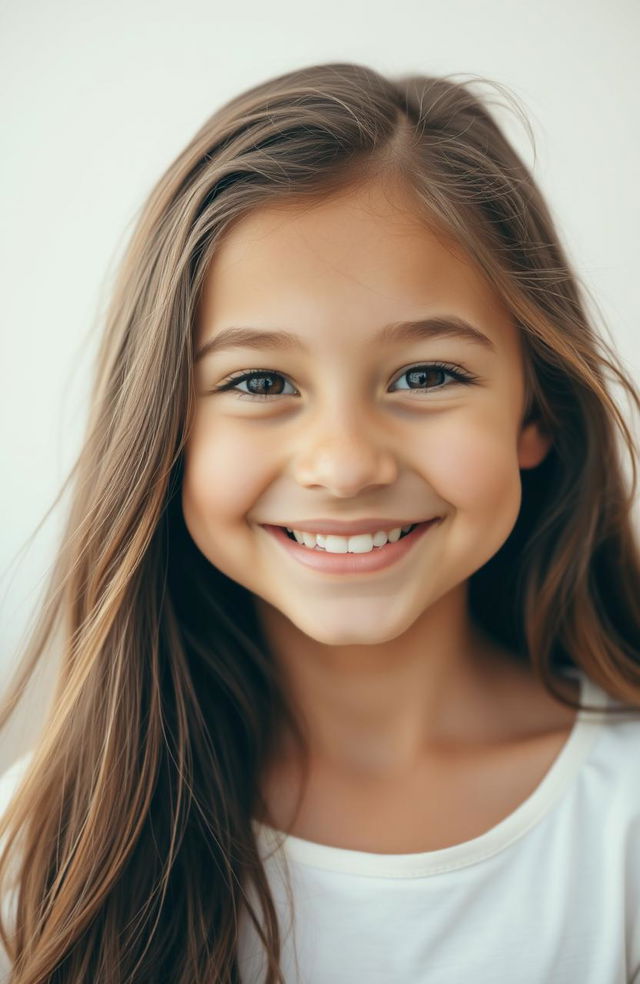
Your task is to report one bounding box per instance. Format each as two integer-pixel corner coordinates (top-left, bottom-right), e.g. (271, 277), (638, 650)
(182, 174), (578, 845)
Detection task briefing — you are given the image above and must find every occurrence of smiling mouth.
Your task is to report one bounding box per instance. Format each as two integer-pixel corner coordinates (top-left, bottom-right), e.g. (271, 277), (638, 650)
(281, 523), (419, 552)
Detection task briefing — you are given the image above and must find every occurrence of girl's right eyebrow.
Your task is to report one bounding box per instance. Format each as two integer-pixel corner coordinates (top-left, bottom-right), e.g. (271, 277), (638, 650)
(194, 316), (497, 363)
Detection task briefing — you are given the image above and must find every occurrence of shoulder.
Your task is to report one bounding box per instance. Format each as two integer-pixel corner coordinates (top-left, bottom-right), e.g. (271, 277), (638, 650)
(0, 752), (34, 983)
(0, 749), (35, 865)
(578, 675), (640, 815)
(598, 711), (640, 980)
(587, 692), (640, 792)
(557, 675), (640, 871)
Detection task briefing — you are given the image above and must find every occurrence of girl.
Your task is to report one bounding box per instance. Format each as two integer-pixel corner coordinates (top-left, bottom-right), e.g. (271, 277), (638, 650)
(0, 62), (639, 984)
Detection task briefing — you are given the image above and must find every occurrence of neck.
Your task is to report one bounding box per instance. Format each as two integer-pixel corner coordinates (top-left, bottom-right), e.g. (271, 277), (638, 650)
(254, 585), (519, 778)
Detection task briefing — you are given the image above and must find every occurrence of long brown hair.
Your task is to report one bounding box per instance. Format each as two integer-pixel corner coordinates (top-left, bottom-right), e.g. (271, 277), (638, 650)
(1, 62), (639, 983)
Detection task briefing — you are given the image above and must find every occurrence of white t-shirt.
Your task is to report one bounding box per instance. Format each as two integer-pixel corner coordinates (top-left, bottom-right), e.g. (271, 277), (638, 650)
(1, 671), (638, 983)
(238, 671), (640, 983)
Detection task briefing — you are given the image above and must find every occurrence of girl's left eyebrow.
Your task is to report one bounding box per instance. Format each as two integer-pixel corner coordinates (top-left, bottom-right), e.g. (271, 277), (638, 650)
(194, 316), (497, 363)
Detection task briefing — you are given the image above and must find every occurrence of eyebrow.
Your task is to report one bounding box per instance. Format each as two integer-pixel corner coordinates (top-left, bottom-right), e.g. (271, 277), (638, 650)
(193, 315), (496, 363)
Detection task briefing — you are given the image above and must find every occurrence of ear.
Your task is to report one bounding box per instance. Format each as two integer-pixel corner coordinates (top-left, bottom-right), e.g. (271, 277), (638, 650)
(517, 418), (554, 470)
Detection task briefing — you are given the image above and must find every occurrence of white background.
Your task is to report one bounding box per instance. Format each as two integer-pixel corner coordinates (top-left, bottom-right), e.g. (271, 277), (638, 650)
(1, 0), (639, 765)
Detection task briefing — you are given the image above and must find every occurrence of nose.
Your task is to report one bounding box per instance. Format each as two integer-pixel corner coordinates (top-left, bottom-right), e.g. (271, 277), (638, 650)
(291, 409), (399, 498)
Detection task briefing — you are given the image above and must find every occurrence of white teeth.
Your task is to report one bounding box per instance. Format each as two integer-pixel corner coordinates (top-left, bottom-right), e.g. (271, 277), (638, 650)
(284, 525), (414, 554)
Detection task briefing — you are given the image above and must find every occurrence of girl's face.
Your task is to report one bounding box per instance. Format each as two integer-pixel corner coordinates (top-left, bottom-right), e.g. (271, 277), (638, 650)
(182, 176), (551, 646)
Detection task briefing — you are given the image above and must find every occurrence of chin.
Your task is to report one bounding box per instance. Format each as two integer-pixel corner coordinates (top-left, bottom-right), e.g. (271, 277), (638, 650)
(291, 611), (414, 648)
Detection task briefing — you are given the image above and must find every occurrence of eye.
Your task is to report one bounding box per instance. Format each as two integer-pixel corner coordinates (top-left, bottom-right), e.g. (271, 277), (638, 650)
(214, 370), (296, 400)
(389, 362), (477, 393)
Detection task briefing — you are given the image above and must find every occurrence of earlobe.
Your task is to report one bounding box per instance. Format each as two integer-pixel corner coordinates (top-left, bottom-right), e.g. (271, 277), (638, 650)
(518, 420), (554, 470)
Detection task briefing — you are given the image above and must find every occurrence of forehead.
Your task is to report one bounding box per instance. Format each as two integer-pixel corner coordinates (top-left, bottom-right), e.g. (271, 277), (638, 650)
(197, 177), (516, 351)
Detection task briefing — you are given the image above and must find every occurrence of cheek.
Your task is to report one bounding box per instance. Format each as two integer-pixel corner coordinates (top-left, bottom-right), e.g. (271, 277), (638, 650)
(417, 413), (521, 516)
(181, 419), (272, 536)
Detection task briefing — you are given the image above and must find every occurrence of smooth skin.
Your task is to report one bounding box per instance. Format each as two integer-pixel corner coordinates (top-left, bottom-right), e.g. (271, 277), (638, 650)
(183, 173), (579, 852)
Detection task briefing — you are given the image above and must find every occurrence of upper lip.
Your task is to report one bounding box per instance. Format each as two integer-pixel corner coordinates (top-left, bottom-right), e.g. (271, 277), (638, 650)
(263, 518), (438, 535)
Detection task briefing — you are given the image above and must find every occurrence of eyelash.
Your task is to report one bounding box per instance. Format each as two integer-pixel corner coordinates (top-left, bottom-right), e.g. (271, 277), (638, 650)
(213, 362), (478, 401)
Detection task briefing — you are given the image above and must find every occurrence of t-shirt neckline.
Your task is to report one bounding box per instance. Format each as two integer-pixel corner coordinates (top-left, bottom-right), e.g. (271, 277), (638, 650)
(252, 670), (609, 878)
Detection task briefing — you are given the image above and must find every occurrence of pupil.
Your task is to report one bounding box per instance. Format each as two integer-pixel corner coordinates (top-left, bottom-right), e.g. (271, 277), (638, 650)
(248, 373), (282, 394)
(408, 368), (441, 388)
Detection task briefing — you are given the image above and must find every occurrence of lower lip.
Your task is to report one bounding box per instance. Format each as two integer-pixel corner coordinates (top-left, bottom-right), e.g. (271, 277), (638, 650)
(261, 520), (441, 575)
